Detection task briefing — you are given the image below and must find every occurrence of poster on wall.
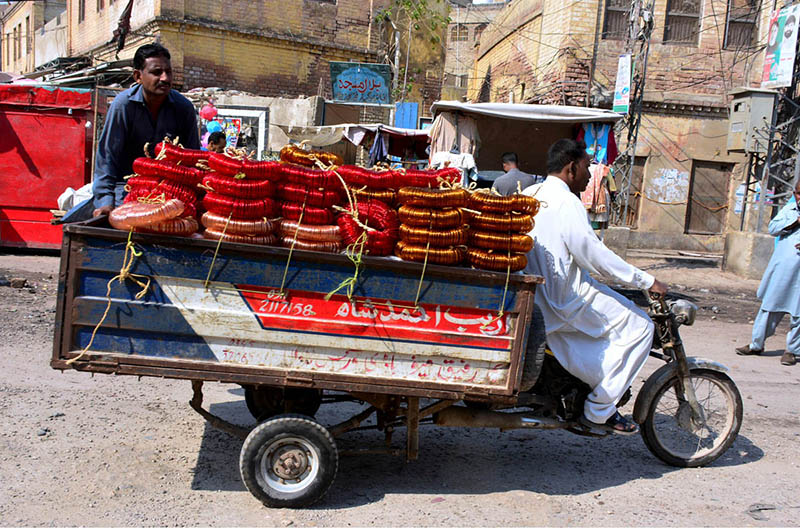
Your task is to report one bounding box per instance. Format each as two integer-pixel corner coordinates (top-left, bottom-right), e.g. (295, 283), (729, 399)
(613, 53), (632, 114)
(330, 62), (392, 105)
(761, 4), (800, 88)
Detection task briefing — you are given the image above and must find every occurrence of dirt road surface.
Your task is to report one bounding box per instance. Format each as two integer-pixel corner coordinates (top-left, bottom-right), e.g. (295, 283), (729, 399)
(1, 252), (799, 527)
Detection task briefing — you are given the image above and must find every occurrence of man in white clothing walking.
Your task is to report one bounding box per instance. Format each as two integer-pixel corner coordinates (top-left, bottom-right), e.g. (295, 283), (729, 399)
(522, 139), (668, 434)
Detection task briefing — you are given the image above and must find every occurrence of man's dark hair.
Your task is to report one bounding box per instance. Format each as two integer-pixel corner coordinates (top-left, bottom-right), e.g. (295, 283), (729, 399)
(501, 152), (518, 165)
(546, 139), (587, 174)
(133, 43), (171, 70)
(208, 131), (226, 145)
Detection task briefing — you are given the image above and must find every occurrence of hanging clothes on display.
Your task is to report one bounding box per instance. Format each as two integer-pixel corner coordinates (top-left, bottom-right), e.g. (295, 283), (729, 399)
(367, 131), (389, 166)
(581, 163), (616, 230)
(428, 112), (480, 156)
(577, 123), (619, 166)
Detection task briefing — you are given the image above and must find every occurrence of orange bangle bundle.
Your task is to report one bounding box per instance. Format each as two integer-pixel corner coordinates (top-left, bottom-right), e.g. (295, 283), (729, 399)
(398, 205), (468, 229)
(469, 191), (540, 215)
(202, 228), (278, 246)
(350, 186), (396, 206)
(396, 187), (468, 208)
(109, 198), (185, 230)
(470, 212), (534, 233)
(467, 248), (528, 272)
(200, 211), (274, 236)
(395, 241), (466, 266)
(280, 144), (343, 168)
(399, 224), (468, 247)
(469, 230), (533, 253)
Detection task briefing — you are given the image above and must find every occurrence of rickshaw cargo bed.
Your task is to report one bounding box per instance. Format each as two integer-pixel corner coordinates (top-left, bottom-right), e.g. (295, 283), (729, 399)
(52, 223), (543, 400)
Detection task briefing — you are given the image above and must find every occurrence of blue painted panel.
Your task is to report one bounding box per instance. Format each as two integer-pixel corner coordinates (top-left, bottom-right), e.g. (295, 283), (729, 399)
(75, 327), (216, 360)
(394, 102), (419, 129)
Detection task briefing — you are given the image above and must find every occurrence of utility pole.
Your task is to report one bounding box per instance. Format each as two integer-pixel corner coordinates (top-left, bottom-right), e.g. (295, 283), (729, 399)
(612, 0), (654, 226)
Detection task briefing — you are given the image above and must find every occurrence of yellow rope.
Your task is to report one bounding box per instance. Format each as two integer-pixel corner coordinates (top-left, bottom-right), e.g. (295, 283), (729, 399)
(277, 197), (308, 297)
(67, 231), (151, 365)
(204, 212), (233, 290)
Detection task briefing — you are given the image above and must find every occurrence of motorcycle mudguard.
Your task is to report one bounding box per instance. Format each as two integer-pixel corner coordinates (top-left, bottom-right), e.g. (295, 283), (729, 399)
(632, 357), (730, 424)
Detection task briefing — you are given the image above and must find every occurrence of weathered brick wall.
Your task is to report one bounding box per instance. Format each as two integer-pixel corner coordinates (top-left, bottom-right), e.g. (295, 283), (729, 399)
(67, 0), (157, 56)
(1, 2), (45, 74)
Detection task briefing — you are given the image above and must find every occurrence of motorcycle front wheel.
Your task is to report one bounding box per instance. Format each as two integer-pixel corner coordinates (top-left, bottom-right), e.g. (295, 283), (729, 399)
(641, 369), (742, 467)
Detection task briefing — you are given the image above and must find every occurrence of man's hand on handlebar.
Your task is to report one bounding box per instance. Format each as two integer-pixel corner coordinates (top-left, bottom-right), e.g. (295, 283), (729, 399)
(92, 205), (113, 218)
(649, 279), (668, 297)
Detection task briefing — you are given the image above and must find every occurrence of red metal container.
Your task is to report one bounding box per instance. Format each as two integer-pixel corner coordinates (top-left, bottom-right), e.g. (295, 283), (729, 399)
(0, 85), (93, 249)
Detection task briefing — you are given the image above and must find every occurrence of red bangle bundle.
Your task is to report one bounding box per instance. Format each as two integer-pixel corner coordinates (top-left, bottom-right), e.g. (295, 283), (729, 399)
(278, 182), (342, 208)
(396, 187), (468, 208)
(241, 159), (282, 180)
(279, 164), (343, 189)
(208, 152), (244, 176)
(203, 193), (278, 219)
(336, 165), (396, 190)
(155, 142), (208, 166)
(281, 202), (335, 225)
(132, 157), (205, 187)
(336, 199), (399, 256)
(395, 167), (461, 188)
(127, 178), (198, 207)
(202, 173), (276, 199)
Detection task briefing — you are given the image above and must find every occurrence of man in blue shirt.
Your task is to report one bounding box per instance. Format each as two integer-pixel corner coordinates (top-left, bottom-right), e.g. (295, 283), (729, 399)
(92, 43), (199, 217)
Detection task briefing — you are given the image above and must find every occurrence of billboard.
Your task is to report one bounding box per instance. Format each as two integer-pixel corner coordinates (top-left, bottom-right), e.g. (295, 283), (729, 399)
(330, 62), (392, 105)
(762, 4), (800, 88)
(613, 53), (632, 114)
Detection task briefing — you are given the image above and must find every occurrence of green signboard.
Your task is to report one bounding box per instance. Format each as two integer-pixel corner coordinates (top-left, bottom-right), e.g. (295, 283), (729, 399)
(329, 62), (392, 105)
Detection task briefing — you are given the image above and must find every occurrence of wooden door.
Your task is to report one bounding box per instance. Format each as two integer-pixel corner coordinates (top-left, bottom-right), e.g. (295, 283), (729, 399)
(685, 161), (733, 235)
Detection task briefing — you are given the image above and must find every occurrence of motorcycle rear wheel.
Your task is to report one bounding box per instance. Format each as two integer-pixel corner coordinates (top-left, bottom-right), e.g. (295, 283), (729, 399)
(641, 369), (742, 467)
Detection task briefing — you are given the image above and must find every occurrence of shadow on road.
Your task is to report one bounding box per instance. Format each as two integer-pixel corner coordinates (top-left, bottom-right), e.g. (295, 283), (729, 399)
(188, 399), (764, 508)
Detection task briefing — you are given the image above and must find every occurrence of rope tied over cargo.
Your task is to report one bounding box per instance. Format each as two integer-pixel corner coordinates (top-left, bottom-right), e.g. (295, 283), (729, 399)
(67, 230), (151, 365)
(203, 212), (233, 291)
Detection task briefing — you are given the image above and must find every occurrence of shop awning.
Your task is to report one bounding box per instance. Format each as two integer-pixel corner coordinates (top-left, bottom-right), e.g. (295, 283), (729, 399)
(430, 101), (622, 123)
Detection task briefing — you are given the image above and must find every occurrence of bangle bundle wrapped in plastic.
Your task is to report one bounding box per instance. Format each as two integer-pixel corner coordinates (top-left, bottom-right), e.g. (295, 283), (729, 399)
(467, 248), (528, 272)
(109, 199), (185, 230)
(202, 173), (276, 199)
(469, 190), (540, 215)
(336, 199), (399, 256)
(397, 205), (469, 229)
(203, 193), (278, 219)
(395, 241), (466, 265)
(200, 211), (274, 236)
(280, 144), (343, 168)
(202, 227), (278, 246)
(155, 142), (208, 167)
(132, 158), (205, 187)
(399, 224), (469, 246)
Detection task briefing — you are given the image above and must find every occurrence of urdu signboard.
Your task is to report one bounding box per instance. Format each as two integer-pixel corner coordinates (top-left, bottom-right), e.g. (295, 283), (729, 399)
(329, 62), (392, 105)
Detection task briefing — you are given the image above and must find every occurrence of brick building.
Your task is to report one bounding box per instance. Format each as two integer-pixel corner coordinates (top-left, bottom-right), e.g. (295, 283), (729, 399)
(1, 1), (66, 75)
(468, 0), (771, 253)
(442, 0), (506, 102)
(65, 0), (390, 96)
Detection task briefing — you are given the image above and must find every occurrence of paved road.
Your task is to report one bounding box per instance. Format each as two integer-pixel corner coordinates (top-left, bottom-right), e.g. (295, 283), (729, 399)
(1, 254), (799, 526)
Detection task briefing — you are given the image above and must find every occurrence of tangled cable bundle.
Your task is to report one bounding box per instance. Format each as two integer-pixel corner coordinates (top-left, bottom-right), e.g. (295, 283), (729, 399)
(278, 182), (343, 208)
(201, 212), (274, 236)
(280, 144), (343, 168)
(467, 248), (528, 272)
(132, 158), (205, 187)
(202, 173), (276, 199)
(203, 193), (278, 219)
(395, 241), (466, 266)
(336, 199), (399, 256)
(398, 205), (469, 229)
(396, 187), (468, 208)
(399, 224), (468, 247)
(109, 199), (185, 230)
(469, 190), (540, 215)
(202, 227), (278, 246)
(155, 142), (208, 167)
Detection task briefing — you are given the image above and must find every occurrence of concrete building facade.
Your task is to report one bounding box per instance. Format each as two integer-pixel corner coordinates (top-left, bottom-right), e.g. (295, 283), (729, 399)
(1, 1), (66, 74)
(469, 0), (772, 252)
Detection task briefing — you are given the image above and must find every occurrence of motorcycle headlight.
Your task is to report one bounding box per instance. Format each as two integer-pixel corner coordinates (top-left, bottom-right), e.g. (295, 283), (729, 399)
(669, 299), (697, 326)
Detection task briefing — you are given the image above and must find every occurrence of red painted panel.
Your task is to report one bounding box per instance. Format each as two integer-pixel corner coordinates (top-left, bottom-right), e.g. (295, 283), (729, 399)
(0, 85), (92, 110)
(0, 219), (62, 248)
(0, 207), (55, 222)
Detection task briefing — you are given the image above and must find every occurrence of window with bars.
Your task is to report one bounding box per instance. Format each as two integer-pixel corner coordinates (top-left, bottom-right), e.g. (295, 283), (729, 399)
(602, 0), (629, 40)
(725, 0), (759, 48)
(79, 0), (86, 22)
(474, 23), (487, 42)
(450, 24), (468, 43)
(664, 0), (702, 44)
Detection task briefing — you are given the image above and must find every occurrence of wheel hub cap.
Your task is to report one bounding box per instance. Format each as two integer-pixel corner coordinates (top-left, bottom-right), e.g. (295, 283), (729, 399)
(272, 447), (308, 479)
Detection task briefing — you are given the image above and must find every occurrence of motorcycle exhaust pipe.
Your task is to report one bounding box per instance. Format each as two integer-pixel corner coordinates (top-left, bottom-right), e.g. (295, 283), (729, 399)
(434, 406), (565, 430)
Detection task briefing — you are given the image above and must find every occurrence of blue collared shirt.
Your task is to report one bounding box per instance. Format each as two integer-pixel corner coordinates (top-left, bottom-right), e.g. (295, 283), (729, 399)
(92, 84), (200, 208)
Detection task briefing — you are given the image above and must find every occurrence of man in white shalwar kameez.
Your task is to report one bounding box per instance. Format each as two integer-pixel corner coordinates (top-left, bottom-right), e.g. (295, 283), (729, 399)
(522, 139), (667, 434)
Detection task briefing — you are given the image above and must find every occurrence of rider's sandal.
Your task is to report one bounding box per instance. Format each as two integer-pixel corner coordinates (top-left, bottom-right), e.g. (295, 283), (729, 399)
(579, 411), (639, 435)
